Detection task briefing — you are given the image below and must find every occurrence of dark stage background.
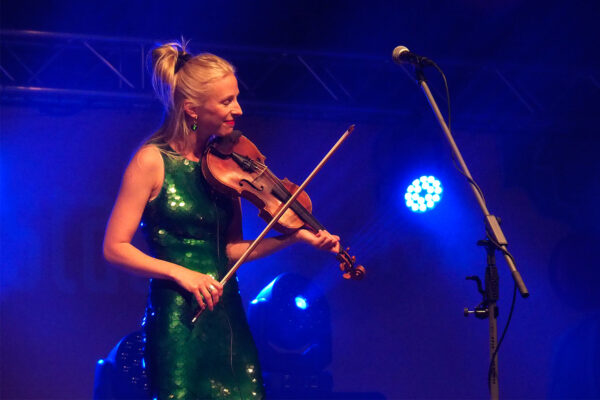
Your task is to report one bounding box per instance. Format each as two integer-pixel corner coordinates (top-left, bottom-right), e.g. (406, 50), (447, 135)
(1, 1), (599, 399)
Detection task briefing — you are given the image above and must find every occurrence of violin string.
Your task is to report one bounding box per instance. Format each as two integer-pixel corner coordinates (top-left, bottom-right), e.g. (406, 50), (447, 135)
(239, 153), (324, 236)
(272, 171), (323, 230)
(246, 156), (294, 208)
(237, 155), (358, 273)
(252, 158), (322, 231)
(227, 150), (359, 276)
(251, 158), (268, 180)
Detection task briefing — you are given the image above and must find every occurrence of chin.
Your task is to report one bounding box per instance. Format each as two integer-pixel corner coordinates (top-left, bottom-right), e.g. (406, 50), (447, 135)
(215, 127), (235, 137)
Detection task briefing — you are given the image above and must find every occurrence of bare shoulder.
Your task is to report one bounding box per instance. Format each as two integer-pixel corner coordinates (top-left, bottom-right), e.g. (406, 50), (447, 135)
(132, 145), (163, 172)
(122, 145), (165, 192)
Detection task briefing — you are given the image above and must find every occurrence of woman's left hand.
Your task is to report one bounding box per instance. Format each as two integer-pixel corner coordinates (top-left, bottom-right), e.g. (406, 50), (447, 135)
(293, 229), (341, 254)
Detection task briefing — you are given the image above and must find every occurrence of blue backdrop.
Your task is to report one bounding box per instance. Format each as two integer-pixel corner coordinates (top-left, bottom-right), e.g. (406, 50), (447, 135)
(1, 1), (599, 398)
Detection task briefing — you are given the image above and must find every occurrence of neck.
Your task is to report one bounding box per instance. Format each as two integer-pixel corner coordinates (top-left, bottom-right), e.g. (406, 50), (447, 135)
(170, 131), (210, 162)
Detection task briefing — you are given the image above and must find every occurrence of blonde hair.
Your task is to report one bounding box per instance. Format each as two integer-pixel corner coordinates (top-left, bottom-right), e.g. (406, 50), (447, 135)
(145, 40), (236, 155)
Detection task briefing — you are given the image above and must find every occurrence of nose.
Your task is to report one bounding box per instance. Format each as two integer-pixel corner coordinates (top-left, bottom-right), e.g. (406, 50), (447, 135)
(232, 99), (242, 117)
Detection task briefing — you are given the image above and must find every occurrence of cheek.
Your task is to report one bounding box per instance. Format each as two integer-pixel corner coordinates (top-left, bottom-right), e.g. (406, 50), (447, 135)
(205, 105), (229, 121)
(217, 107), (230, 119)
(198, 109), (219, 124)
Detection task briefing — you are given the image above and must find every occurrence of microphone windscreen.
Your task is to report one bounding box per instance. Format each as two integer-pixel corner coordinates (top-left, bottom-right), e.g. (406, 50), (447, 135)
(392, 46), (410, 64)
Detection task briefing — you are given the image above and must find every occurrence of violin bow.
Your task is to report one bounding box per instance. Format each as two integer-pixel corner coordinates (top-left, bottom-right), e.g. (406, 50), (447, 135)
(192, 124), (355, 323)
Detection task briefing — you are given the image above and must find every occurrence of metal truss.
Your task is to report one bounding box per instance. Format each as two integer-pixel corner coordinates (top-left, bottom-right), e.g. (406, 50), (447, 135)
(0, 30), (154, 103)
(1, 30), (597, 124)
(0, 30), (407, 119)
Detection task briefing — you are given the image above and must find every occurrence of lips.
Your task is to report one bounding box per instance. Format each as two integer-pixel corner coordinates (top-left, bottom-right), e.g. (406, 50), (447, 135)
(224, 120), (235, 126)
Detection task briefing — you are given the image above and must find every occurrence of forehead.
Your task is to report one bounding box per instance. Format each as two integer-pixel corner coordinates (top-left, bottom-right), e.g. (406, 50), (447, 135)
(206, 74), (239, 98)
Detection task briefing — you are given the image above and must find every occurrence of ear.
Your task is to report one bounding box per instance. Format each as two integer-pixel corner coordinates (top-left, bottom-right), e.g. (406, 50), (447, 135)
(183, 101), (197, 119)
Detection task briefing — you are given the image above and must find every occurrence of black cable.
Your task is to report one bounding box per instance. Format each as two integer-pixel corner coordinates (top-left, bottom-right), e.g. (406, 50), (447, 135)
(427, 60), (520, 395)
(428, 61), (487, 205)
(487, 233), (518, 267)
(485, 230), (519, 393)
(431, 61), (452, 132)
(488, 281), (517, 392)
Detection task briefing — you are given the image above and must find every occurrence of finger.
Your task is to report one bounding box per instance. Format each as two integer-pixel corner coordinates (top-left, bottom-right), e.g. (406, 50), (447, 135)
(199, 287), (214, 311)
(212, 291), (221, 306)
(316, 231), (329, 242)
(208, 283), (221, 305)
(321, 234), (336, 246)
(323, 233), (336, 244)
(316, 236), (329, 248)
(212, 279), (224, 296)
(321, 230), (337, 242)
(321, 229), (335, 238)
(331, 242), (341, 253)
(193, 290), (206, 310)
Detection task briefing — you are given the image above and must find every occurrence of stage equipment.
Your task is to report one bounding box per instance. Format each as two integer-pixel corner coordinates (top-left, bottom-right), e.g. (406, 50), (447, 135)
(248, 273), (332, 371)
(392, 45), (529, 400)
(93, 331), (150, 400)
(392, 46), (434, 67)
(404, 175), (443, 212)
(248, 273), (333, 397)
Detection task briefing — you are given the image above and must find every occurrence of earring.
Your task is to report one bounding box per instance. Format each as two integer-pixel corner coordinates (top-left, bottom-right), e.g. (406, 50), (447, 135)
(191, 117), (198, 131)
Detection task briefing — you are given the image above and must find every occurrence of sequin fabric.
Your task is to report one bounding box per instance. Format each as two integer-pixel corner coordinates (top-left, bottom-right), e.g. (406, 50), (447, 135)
(140, 150), (265, 399)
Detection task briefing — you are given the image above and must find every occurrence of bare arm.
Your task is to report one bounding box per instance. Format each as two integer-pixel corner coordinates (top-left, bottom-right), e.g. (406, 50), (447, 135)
(225, 199), (340, 264)
(103, 146), (222, 310)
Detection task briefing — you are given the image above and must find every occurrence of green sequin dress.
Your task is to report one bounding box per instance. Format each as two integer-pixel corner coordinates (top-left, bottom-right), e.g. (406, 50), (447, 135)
(140, 149), (264, 400)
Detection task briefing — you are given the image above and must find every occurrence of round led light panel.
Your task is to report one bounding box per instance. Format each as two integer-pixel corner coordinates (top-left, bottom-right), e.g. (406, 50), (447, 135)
(405, 175), (443, 213)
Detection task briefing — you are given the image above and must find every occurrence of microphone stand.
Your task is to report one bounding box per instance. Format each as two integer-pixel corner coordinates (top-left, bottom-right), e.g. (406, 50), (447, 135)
(410, 65), (529, 400)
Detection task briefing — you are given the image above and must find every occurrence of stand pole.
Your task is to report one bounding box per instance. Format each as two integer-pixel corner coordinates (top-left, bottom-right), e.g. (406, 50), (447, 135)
(411, 65), (527, 399)
(414, 67), (528, 297)
(482, 240), (500, 400)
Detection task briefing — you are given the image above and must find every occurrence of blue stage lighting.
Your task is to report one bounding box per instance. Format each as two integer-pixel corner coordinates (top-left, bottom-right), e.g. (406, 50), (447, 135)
(247, 273), (331, 373)
(295, 296), (308, 310)
(93, 331), (149, 399)
(405, 175), (443, 213)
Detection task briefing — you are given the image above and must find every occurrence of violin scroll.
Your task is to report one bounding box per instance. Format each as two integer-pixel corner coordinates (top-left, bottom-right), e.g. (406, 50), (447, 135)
(336, 247), (366, 280)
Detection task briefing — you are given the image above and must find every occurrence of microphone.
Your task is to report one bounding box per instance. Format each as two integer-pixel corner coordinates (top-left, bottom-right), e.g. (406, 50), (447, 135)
(392, 46), (434, 67)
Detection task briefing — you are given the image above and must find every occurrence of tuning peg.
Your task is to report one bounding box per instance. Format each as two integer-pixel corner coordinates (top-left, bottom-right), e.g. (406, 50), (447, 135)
(351, 265), (366, 280)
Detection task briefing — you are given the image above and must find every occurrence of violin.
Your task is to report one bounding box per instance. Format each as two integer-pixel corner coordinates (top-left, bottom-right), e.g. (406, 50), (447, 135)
(201, 130), (365, 280)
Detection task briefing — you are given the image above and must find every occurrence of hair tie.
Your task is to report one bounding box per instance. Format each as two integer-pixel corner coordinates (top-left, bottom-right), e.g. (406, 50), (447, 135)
(174, 50), (192, 74)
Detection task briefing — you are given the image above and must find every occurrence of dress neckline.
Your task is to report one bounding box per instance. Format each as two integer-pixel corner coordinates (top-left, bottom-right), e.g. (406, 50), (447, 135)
(166, 144), (200, 164)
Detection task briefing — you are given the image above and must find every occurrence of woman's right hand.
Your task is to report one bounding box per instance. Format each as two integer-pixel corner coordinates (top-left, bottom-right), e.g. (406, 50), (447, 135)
(171, 267), (224, 311)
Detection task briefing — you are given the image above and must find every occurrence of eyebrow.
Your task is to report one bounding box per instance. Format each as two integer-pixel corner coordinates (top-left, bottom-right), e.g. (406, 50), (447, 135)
(220, 92), (239, 102)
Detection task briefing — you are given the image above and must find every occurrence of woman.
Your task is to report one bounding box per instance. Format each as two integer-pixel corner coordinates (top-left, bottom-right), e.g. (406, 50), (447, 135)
(103, 41), (340, 399)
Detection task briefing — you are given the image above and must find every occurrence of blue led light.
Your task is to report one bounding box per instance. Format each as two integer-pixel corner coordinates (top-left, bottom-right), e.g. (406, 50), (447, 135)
(405, 175), (443, 213)
(294, 296), (308, 310)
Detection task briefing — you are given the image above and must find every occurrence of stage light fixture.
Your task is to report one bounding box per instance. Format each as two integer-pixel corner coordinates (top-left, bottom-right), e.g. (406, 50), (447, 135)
(295, 296), (308, 310)
(405, 175), (443, 213)
(247, 273), (333, 397)
(247, 273), (331, 372)
(93, 331), (150, 399)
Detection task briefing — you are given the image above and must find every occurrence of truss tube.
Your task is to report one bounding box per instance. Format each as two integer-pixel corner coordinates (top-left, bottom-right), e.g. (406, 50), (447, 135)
(297, 55), (339, 101)
(82, 41), (135, 88)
